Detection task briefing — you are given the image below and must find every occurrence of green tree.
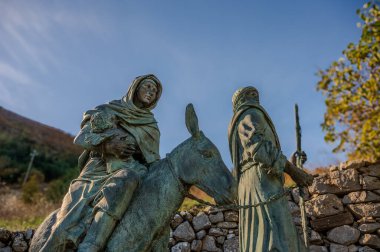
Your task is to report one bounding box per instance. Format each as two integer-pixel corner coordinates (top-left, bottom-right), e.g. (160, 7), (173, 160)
(317, 1), (380, 161)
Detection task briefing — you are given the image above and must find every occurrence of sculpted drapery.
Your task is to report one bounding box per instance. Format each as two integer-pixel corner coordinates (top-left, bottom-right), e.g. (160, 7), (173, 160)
(228, 87), (307, 252)
(39, 74), (162, 252)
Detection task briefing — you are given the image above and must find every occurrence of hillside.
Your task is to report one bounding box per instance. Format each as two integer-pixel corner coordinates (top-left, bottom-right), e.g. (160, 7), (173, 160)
(0, 107), (81, 182)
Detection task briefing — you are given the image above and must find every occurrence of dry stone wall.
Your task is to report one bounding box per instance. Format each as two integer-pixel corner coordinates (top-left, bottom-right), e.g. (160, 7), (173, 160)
(1, 160), (380, 252)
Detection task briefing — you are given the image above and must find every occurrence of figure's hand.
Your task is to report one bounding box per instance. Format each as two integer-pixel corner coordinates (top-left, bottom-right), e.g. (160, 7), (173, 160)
(84, 130), (115, 146)
(291, 151), (307, 166)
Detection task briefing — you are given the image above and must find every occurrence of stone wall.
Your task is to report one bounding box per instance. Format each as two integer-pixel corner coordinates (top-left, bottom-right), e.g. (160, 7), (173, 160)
(1, 160), (380, 252)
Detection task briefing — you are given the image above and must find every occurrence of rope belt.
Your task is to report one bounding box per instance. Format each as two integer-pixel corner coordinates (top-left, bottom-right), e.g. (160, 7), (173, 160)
(186, 185), (297, 211)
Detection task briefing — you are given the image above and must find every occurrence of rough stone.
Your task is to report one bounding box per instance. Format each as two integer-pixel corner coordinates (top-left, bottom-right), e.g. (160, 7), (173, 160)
(310, 211), (354, 231)
(358, 223), (380, 233)
(291, 187), (310, 204)
(24, 229), (33, 240)
(196, 230), (206, 240)
(216, 236), (225, 244)
(192, 212), (211, 231)
(309, 169), (362, 195)
(359, 234), (380, 249)
(173, 221), (195, 242)
(340, 160), (368, 170)
(330, 169), (362, 193)
(0, 229), (11, 244)
(361, 176), (380, 190)
(169, 238), (176, 247)
(190, 240), (202, 252)
(223, 236), (239, 252)
(358, 164), (380, 178)
(216, 222), (238, 229)
(288, 201), (301, 216)
(358, 246), (377, 251)
(202, 236), (221, 252)
(330, 243), (349, 252)
(0, 247), (11, 252)
(306, 194), (344, 218)
(293, 216), (302, 226)
(209, 212), (224, 224)
(227, 234), (235, 239)
(358, 217), (376, 223)
(224, 211), (238, 222)
(348, 244), (359, 252)
(343, 191), (380, 204)
(11, 233), (28, 252)
(171, 242), (191, 252)
(310, 230), (324, 245)
(171, 214), (184, 229)
(180, 211), (193, 222)
(327, 225), (360, 245)
(208, 228), (225, 237)
(348, 203), (380, 219)
(309, 245), (329, 252)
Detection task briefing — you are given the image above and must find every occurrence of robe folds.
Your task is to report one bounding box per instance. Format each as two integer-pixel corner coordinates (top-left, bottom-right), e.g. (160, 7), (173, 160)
(38, 74), (162, 252)
(228, 102), (307, 252)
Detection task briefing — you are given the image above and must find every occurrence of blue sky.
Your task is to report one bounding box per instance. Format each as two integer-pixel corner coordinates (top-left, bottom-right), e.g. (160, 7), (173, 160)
(0, 0), (366, 169)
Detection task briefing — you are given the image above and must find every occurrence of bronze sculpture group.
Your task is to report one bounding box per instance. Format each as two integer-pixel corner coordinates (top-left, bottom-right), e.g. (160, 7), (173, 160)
(30, 74), (314, 252)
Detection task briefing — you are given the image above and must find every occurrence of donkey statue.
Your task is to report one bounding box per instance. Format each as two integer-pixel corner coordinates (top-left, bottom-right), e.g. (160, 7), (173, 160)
(30, 104), (236, 252)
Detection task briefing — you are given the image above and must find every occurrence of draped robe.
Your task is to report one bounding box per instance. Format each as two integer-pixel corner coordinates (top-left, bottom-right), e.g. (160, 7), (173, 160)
(229, 103), (306, 252)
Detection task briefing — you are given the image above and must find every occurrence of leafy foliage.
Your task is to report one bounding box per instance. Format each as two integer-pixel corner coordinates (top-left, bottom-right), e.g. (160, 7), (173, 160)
(317, 1), (380, 161)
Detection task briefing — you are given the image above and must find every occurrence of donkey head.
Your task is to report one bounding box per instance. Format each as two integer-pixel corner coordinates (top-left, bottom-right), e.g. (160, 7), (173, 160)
(169, 104), (236, 205)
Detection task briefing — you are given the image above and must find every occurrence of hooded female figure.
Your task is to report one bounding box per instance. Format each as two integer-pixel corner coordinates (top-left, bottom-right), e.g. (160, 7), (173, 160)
(40, 74), (163, 252)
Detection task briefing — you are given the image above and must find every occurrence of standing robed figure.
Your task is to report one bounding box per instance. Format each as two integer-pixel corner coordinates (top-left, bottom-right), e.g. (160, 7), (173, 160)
(228, 86), (313, 252)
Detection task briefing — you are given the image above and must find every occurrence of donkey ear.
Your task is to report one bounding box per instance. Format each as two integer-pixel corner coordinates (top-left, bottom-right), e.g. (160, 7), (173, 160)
(185, 103), (200, 138)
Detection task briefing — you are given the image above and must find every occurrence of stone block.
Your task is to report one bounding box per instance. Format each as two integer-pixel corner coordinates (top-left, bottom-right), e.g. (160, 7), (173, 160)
(342, 191), (380, 204)
(358, 246), (377, 252)
(196, 230), (206, 240)
(291, 187), (310, 204)
(340, 160), (368, 170)
(216, 222), (238, 229)
(348, 203), (380, 219)
(223, 236), (239, 252)
(306, 194), (344, 218)
(358, 164), (380, 178)
(202, 236), (221, 252)
(330, 243), (349, 252)
(173, 221), (195, 242)
(327, 225), (360, 245)
(309, 169), (361, 195)
(288, 201), (301, 216)
(180, 211), (193, 222)
(209, 212), (223, 224)
(359, 234), (380, 249)
(216, 236), (225, 244)
(309, 245), (329, 252)
(361, 176), (380, 190)
(192, 212), (211, 231)
(171, 242), (191, 252)
(310, 230), (324, 245)
(190, 240), (202, 252)
(224, 211), (238, 222)
(171, 214), (184, 229)
(208, 228), (225, 237)
(11, 233), (28, 252)
(358, 223), (380, 233)
(0, 229), (11, 244)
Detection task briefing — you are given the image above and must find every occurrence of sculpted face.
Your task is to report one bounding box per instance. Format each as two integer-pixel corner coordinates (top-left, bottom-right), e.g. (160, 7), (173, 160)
(134, 81), (158, 108)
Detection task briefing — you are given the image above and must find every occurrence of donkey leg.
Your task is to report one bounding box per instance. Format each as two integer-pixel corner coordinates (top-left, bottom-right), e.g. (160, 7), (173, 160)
(151, 227), (170, 252)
